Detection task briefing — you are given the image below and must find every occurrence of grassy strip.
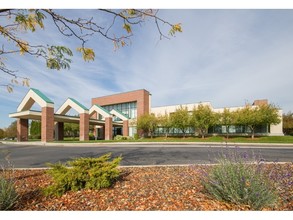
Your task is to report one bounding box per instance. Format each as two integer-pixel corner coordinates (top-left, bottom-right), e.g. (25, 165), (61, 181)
(52, 136), (293, 144)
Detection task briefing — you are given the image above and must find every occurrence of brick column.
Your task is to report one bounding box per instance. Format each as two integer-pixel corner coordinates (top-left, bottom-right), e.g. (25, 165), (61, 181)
(80, 113), (89, 141)
(17, 118), (28, 142)
(56, 122), (64, 141)
(41, 107), (54, 142)
(123, 120), (129, 136)
(105, 117), (113, 140)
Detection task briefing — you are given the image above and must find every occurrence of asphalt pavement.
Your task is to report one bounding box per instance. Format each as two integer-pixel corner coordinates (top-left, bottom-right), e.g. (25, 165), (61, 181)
(0, 142), (293, 168)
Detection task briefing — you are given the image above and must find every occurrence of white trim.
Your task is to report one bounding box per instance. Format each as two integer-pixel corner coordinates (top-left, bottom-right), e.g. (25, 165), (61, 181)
(56, 98), (89, 114)
(17, 90), (53, 111)
(9, 110), (41, 118)
(89, 105), (111, 118)
(110, 109), (128, 121)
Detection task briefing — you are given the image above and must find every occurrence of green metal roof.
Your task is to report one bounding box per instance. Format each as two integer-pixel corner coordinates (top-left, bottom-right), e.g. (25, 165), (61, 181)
(30, 88), (54, 104)
(69, 98), (89, 110)
(94, 104), (111, 115)
(111, 108), (130, 119)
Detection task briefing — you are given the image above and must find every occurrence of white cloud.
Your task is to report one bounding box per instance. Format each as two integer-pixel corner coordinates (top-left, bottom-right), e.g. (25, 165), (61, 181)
(1, 9), (293, 128)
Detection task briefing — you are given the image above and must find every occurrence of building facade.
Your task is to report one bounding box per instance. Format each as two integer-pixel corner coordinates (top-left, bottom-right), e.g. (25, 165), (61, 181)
(9, 88), (283, 142)
(92, 89), (151, 137)
(151, 100), (283, 137)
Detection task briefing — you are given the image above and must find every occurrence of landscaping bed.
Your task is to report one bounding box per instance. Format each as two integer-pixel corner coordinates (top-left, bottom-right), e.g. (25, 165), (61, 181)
(9, 164), (293, 211)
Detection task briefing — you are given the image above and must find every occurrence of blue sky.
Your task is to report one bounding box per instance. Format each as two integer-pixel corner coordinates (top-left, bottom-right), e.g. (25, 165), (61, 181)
(1, 9), (293, 128)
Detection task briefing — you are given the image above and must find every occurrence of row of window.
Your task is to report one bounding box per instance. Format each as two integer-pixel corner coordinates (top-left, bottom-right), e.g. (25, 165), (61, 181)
(153, 125), (269, 136)
(101, 101), (137, 120)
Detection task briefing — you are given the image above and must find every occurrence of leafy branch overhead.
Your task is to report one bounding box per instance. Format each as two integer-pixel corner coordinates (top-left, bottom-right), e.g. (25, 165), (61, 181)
(0, 9), (182, 92)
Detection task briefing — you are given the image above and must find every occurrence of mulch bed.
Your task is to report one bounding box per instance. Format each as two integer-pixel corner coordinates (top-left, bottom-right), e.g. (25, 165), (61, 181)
(6, 164), (293, 211)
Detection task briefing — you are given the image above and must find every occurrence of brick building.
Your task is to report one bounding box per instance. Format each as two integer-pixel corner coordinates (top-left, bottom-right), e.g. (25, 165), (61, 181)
(9, 88), (283, 142)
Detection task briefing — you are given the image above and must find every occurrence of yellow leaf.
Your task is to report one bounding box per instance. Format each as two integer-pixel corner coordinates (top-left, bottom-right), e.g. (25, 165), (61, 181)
(7, 85), (13, 93)
(76, 47), (95, 62)
(123, 23), (132, 34)
(169, 23), (183, 36)
(18, 40), (29, 55)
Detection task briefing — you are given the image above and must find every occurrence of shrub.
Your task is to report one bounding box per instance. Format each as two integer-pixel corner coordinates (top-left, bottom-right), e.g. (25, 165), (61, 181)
(0, 151), (19, 210)
(200, 148), (279, 210)
(114, 135), (123, 141)
(114, 135), (133, 141)
(0, 176), (19, 210)
(134, 133), (139, 140)
(44, 153), (122, 197)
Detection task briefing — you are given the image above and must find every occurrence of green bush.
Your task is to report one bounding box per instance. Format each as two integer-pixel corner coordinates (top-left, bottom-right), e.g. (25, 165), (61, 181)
(200, 148), (279, 210)
(114, 135), (133, 141)
(114, 135), (123, 141)
(0, 176), (19, 210)
(44, 153), (122, 197)
(134, 133), (139, 140)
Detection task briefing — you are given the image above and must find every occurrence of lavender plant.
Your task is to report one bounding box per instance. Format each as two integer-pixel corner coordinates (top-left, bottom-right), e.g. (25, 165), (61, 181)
(200, 147), (279, 210)
(0, 151), (19, 210)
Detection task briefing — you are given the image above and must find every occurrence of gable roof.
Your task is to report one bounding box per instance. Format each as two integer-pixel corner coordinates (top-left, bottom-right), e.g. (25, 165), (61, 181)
(17, 88), (54, 112)
(89, 104), (111, 118)
(56, 98), (89, 115)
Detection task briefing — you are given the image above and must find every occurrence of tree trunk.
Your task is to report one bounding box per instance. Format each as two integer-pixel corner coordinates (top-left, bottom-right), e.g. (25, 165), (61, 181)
(250, 126), (255, 139)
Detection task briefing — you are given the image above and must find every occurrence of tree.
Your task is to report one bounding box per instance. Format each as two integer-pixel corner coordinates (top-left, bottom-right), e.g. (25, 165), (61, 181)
(0, 9), (182, 92)
(64, 123), (79, 138)
(157, 112), (172, 139)
(190, 104), (218, 139)
(170, 106), (190, 138)
(136, 113), (158, 138)
(283, 111), (293, 135)
(30, 120), (41, 139)
(236, 104), (281, 139)
(0, 128), (4, 139)
(4, 120), (17, 139)
(220, 108), (236, 139)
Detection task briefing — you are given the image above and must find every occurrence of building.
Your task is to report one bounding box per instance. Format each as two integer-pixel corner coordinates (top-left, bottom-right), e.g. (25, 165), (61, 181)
(151, 100), (283, 137)
(9, 88), (283, 142)
(92, 89), (151, 138)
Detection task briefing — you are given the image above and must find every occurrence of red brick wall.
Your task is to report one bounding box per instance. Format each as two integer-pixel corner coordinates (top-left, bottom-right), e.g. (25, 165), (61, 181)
(17, 118), (28, 142)
(92, 89), (150, 118)
(80, 113), (89, 141)
(41, 107), (54, 142)
(123, 120), (129, 136)
(105, 117), (113, 140)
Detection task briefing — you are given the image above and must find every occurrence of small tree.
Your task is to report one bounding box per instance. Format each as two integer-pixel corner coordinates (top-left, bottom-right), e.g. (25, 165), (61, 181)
(236, 104), (281, 138)
(220, 108), (236, 139)
(170, 106), (190, 138)
(157, 112), (172, 139)
(4, 121), (17, 139)
(283, 111), (293, 135)
(136, 113), (158, 138)
(30, 120), (41, 139)
(0, 129), (4, 139)
(64, 123), (79, 138)
(190, 104), (218, 139)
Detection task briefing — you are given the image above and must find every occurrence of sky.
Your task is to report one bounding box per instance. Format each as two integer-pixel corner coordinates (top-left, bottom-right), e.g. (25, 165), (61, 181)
(1, 9), (293, 128)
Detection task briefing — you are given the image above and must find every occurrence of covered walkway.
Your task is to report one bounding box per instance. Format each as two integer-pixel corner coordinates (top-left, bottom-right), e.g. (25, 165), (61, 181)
(9, 88), (130, 142)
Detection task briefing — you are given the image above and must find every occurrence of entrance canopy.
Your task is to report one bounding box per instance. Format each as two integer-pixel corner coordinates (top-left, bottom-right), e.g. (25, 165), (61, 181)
(9, 88), (129, 142)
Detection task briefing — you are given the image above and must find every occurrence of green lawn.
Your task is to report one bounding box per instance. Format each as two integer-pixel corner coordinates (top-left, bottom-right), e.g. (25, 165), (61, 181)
(52, 135), (293, 144)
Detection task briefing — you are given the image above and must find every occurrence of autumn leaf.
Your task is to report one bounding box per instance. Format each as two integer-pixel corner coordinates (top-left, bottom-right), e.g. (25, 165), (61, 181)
(18, 40), (29, 55)
(127, 9), (136, 16)
(123, 23), (132, 34)
(169, 23), (182, 36)
(76, 47), (95, 62)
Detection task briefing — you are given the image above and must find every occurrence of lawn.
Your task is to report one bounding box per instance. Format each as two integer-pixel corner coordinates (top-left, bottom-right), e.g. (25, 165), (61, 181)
(52, 135), (293, 144)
